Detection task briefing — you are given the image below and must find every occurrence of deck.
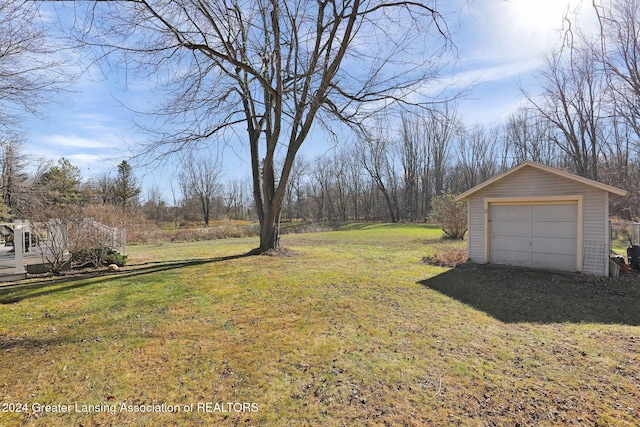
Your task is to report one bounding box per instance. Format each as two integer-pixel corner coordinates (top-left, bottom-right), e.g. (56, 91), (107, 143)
(0, 244), (53, 280)
(0, 219), (123, 282)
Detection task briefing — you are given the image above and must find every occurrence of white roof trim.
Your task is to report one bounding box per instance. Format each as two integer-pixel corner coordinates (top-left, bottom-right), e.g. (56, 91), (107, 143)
(455, 160), (628, 201)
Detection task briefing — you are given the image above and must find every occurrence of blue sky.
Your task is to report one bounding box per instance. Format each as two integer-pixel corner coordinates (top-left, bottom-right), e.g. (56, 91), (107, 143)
(23, 0), (596, 201)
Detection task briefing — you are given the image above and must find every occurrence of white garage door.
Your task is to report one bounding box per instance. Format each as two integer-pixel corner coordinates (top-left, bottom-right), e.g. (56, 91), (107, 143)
(489, 203), (578, 271)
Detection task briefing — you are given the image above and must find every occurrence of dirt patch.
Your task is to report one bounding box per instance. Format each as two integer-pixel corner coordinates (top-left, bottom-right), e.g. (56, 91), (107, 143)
(420, 262), (640, 325)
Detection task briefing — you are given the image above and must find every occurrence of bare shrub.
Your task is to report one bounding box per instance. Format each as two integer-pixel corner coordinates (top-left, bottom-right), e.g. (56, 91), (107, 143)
(81, 204), (122, 228)
(67, 218), (124, 268)
(82, 203), (149, 239)
(171, 229), (195, 242)
(31, 219), (70, 275)
(430, 193), (467, 240)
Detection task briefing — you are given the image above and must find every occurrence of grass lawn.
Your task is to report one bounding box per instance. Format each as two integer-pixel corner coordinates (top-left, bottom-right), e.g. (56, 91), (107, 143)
(1, 224), (639, 426)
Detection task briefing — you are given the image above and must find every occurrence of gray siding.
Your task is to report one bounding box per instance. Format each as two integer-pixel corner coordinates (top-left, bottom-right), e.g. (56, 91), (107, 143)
(465, 166), (609, 275)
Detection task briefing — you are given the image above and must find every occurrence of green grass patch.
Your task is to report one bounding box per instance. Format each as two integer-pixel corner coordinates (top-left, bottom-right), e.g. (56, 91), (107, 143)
(1, 224), (639, 426)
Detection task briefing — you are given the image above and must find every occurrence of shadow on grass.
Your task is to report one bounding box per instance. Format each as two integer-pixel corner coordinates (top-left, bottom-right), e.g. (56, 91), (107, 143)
(0, 253), (250, 305)
(419, 263), (640, 326)
(0, 335), (75, 351)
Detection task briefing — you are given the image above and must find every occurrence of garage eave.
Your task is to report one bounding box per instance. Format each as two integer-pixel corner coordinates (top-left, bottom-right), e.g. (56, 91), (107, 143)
(455, 160), (628, 202)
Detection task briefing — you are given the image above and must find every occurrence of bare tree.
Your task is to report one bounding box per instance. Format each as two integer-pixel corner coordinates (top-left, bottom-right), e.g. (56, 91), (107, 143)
(330, 149), (351, 222)
(452, 125), (500, 193)
(594, 0), (640, 145)
(0, 1), (73, 132)
(594, 0), (640, 219)
(358, 134), (401, 223)
(399, 112), (424, 221)
(551, 0), (640, 217)
(600, 115), (640, 218)
(523, 47), (606, 181)
(0, 137), (30, 218)
(225, 178), (253, 221)
(343, 144), (365, 221)
(144, 185), (170, 222)
(504, 108), (557, 165)
(394, 105), (460, 222)
(77, 0), (453, 252)
(425, 104), (460, 198)
(179, 154), (223, 226)
(309, 156), (334, 222)
(94, 173), (116, 205)
(283, 156), (308, 221)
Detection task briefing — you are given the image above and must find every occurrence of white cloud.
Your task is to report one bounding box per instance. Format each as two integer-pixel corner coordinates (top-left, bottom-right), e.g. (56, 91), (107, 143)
(39, 134), (121, 150)
(23, 142), (112, 175)
(66, 153), (118, 171)
(73, 113), (113, 124)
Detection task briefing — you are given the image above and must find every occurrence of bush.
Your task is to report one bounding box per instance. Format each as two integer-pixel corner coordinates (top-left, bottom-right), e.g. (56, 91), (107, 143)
(72, 248), (127, 268)
(430, 193), (467, 240)
(71, 248), (101, 268)
(104, 250), (127, 267)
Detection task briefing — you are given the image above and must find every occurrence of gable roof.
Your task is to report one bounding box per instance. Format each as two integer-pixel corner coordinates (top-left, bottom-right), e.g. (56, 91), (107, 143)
(455, 160), (628, 201)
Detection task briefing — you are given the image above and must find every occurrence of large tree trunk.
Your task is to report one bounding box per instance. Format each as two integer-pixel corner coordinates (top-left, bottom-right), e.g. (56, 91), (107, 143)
(249, 131), (292, 254)
(258, 202), (281, 252)
(379, 185), (398, 223)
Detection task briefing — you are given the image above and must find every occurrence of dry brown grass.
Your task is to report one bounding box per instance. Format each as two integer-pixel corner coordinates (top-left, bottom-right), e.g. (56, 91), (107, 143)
(128, 221), (259, 244)
(422, 246), (469, 267)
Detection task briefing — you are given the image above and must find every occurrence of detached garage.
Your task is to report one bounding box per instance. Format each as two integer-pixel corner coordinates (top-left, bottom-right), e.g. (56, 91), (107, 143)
(455, 161), (627, 276)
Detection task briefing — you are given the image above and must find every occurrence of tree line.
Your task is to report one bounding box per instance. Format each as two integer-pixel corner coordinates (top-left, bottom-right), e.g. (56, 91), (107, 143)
(281, 105), (637, 223)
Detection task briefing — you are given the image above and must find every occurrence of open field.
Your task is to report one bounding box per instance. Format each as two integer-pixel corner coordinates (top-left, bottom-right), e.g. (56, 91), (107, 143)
(1, 224), (639, 426)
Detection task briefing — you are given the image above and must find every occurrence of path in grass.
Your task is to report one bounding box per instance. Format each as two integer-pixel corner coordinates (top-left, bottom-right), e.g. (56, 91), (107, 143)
(0, 224), (638, 426)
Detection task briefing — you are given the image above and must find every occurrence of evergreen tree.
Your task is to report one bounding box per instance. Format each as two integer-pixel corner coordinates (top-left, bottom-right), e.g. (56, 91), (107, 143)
(37, 158), (81, 217)
(113, 160), (141, 214)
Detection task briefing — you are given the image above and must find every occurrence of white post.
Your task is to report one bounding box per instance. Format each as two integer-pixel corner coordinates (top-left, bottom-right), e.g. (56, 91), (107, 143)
(14, 220), (24, 275)
(604, 198), (609, 277)
(121, 228), (127, 255)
